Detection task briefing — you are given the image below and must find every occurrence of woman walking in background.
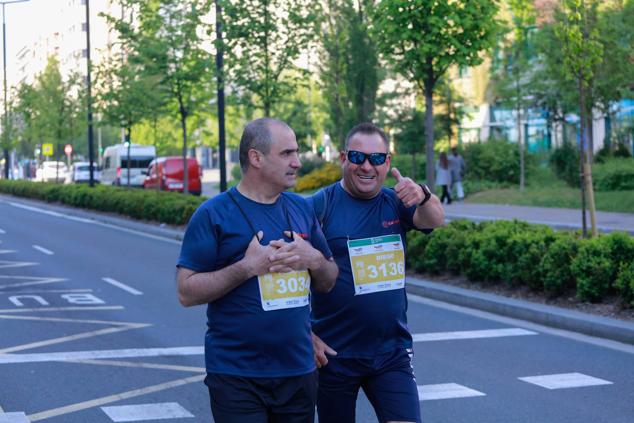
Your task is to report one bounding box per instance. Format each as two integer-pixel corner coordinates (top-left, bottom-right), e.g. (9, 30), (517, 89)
(436, 152), (452, 204)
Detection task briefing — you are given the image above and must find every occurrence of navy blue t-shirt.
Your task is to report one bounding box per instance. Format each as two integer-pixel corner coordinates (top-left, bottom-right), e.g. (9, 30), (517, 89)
(178, 187), (332, 377)
(309, 182), (426, 358)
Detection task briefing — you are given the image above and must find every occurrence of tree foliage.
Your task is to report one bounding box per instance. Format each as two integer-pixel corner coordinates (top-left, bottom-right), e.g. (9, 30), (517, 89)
(222, 0), (321, 115)
(372, 0), (500, 187)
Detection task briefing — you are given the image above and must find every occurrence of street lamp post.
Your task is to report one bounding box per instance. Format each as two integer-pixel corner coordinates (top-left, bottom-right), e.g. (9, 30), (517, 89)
(0, 0), (28, 180)
(84, 0), (95, 187)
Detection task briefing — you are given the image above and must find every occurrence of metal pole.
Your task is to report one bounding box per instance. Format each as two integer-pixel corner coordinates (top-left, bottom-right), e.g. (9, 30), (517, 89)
(215, 0), (227, 192)
(85, 0), (95, 186)
(0, 0), (29, 179)
(2, 4), (8, 179)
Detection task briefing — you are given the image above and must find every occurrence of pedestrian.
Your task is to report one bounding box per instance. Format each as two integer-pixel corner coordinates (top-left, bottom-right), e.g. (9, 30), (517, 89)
(448, 146), (466, 201)
(436, 152), (452, 204)
(309, 122), (445, 423)
(176, 117), (339, 423)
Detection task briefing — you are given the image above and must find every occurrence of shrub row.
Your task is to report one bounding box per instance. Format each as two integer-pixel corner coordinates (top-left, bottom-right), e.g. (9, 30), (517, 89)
(0, 180), (204, 226)
(294, 162), (341, 192)
(592, 158), (634, 191)
(407, 219), (634, 305)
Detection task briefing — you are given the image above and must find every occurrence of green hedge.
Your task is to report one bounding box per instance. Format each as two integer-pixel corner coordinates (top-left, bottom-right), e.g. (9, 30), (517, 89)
(592, 158), (634, 191)
(463, 139), (534, 184)
(407, 220), (634, 305)
(0, 180), (204, 225)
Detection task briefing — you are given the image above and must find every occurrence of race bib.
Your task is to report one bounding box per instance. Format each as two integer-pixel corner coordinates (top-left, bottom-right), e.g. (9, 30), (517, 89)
(348, 234), (405, 295)
(258, 270), (311, 311)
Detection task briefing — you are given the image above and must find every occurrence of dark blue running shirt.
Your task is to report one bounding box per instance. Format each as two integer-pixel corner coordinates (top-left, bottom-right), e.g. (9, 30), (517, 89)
(178, 187), (332, 377)
(309, 182), (427, 358)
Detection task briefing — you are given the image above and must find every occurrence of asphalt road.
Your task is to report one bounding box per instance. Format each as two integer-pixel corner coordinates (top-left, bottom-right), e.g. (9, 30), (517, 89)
(1, 198), (633, 423)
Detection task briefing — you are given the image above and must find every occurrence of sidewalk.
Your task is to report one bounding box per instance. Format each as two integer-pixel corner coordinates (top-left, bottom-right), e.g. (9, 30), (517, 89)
(443, 202), (634, 235)
(4, 194), (633, 347)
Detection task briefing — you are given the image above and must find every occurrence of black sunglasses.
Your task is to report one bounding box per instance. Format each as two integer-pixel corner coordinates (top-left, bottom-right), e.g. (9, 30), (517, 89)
(346, 150), (388, 166)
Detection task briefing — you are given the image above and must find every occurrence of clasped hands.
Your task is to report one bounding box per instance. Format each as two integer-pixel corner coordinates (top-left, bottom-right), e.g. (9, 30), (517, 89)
(243, 230), (321, 277)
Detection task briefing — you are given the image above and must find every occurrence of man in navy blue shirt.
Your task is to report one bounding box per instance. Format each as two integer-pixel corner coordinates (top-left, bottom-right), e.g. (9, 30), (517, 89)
(177, 118), (338, 423)
(310, 122), (444, 423)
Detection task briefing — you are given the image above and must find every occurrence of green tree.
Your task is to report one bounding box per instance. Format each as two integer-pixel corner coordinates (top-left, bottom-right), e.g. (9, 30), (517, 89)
(555, 0), (603, 237)
(320, 0), (381, 148)
(372, 0), (500, 188)
(118, 0), (214, 193)
(222, 0), (321, 115)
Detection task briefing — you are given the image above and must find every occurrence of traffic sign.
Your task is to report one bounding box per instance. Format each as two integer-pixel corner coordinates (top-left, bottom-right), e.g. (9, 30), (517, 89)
(64, 144), (73, 156)
(42, 143), (53, 157)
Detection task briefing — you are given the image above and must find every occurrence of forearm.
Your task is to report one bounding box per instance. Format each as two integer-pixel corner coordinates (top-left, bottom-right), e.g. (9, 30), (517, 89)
(309, 256), (338, 293)
(413, 195), (445, 229)
(177, 261), (251, 307)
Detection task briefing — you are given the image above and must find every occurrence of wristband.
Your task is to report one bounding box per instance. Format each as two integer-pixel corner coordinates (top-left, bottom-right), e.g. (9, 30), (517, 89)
(418, 184), (431, 206)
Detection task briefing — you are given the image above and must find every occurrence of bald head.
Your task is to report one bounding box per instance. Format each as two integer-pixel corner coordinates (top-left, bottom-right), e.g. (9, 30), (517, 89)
(239, 118), (293, 172)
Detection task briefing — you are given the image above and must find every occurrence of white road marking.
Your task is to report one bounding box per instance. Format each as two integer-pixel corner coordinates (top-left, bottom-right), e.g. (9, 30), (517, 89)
(0, 412), (30, 422)
(0, 324), (149, 354)
(102, 277), (143, 296)
(0, 275), (65, 290)
(417, 383), (486, 401)
(0, 260), (37, 269)
(0, 306), (123, 313)
(27, 375), (204, 422)
(0, 346), (203, 364)
(8, 201), (181, 245)
(0, 289), (92, 294)
(0, 249), (16, 254)
(0, 228), (5, 234)
(69, 359), (205, 373)
(407, 294), (634, 355)
(101, 402), (194, 422)
(518, 372), (613, 390)
(32, 245), (54, 255)
(412, 328), (537, 342)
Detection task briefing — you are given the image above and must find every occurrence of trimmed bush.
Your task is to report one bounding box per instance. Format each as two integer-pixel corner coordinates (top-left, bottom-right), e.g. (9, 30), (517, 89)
(504, 225), (556, 289)
(615, 262), (634, 307)
(592, 158), (634, 191)
(549, 142), (580, 187)
(571, 237), (613, 302)
(294, 162), (341, 192)
(462, 139), (533, 184)
(541, 232), (581, 295)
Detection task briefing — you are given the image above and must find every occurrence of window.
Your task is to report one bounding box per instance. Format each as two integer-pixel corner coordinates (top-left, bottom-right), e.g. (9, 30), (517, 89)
(105, 157), (111, 169)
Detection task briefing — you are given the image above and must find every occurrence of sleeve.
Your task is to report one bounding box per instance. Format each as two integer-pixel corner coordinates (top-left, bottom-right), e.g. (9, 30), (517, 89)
(176, 205), (219, 272)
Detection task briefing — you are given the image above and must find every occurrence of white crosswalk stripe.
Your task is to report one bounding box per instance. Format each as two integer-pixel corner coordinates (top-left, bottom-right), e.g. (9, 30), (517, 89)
(0, 412), (30, 422)
(412, 328), (537, 342)
(417, 383), (486, 401)
(101, 402), (194, 422)
(518, 372), (613, 390)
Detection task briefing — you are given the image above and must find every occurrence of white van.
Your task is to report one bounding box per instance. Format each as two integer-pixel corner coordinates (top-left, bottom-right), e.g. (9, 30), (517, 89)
(101, 143), (156, 187)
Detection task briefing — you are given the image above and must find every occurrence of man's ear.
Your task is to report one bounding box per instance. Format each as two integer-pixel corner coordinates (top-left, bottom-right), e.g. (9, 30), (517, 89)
(339, 150), (347, 165)
(248, 149), (262, 169)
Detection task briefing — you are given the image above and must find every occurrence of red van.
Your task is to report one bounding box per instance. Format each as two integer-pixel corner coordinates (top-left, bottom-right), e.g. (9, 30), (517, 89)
(143, 156), (202, 195)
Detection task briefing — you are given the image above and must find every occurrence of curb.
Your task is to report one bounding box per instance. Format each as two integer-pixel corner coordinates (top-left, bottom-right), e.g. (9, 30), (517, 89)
(406, 278), (634, 346)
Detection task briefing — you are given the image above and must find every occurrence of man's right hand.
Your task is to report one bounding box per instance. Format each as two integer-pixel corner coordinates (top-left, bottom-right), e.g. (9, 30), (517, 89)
(312, 332), (337, 368)
(242, 231), (278, 278)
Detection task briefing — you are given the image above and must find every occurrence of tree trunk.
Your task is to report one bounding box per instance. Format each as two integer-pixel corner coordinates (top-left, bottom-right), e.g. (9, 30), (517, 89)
(180, 112), (189, 195)
(516, 75), (525, 191)
(424, 80), (435, 191)
(126, 128), (131, 187)
(578, 81), (588, 237)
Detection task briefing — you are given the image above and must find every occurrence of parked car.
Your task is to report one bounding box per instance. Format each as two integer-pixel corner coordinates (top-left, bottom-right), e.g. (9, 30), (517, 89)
(66, 162), (100, 184)
(143, 156), (202, 195)
(101, 143), (156, 187)
(35, 161), (68, 183)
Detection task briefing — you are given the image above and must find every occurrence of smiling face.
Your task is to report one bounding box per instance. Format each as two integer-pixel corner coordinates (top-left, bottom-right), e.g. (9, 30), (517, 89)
(340, 132), (391, 199)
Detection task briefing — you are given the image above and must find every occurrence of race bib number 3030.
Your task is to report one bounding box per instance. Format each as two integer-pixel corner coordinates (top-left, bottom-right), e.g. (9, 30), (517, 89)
(348, 234), (405, 296)
(258, 270), (311, 311)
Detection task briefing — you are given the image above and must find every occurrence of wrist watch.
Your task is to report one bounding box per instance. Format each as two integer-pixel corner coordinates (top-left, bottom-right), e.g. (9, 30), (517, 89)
(418, 184), (431, 206)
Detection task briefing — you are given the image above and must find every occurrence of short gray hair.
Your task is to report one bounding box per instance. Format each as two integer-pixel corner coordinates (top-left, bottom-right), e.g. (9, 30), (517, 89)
(344, 122), (389, 150)
(239, 118), (292, 171)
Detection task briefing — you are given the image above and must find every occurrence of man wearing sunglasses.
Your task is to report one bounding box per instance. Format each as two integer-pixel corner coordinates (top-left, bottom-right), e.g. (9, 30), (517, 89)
(309, 122), (444, 423)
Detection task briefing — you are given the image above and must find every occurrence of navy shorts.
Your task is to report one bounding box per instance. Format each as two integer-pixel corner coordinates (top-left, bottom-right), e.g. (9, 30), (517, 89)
(317, 348), (421, 423)
(205, 371), (318, 423)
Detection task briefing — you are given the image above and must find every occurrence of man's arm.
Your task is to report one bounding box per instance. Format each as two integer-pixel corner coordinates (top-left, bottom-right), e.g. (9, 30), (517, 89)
(268, 232), (338, 293)
(177, 231), (276, 306)
(391, 167), (445, 229)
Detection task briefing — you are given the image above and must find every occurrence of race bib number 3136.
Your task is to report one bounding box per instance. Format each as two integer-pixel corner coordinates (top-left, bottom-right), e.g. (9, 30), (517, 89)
(258, 270), (310, 311)
(348, 234), (405, 296)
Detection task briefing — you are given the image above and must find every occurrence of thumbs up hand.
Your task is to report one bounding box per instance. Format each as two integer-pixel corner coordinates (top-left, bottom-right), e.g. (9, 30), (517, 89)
(391, 167), (424, 208)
